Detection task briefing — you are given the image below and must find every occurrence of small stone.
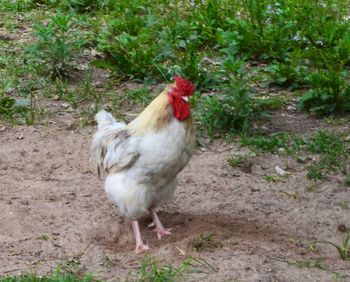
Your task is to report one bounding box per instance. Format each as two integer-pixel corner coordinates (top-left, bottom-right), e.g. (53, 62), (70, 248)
(337, 224), (347, 232)
(20, 200), (29, 206)
(275, 165), (288, 176)
(53, 242), (62, 248)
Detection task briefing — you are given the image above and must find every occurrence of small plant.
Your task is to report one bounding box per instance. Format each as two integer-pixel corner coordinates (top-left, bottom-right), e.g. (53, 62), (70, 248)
(289, 259), (326, 270)
(298, 70), (350, 115)
(192, 233), (223, 252)
(339, 201), (349, 209)
(344, 175), (350, 187)
(316, 230), (350, 261)
(308, 242), (317, 252)
(241, 132), (291, 153)
(257, 95), (286, 111)
(52, 79), (77, 107)
(305, 182), (317, 192)
(62, 0), (107, 13)
(240, 130), (347, 182)
(39, 234), (50, 241)
(115, 87), (152, 107)
(263, 175), (288, 183)
(96, 2), (161, 79)
(0, 95), (38, 125)
(306, 131), (348, 180)
(0, 96), (16, 117)
(280, 190), (301, 200)
(306, 164), (325, 180)
(289, 258), (347, 278)
(167, 42), (208, 88)
(80, 70), (95, 100)
(0, 0), (35, 12)
(27, 11), (85, 78)
(227, 155), (246, 167)
(136, 258), (189, 281)
(130, 257), (218, 281)
(196, 65), (254, 137)
(79, 70), (101, 114)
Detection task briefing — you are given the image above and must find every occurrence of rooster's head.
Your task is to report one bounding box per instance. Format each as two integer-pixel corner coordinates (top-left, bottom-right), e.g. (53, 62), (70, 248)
(168, 76), (195, 121)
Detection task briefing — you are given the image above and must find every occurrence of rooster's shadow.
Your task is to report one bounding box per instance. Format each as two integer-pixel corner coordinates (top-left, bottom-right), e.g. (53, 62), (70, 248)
(140, 210), (291, 247)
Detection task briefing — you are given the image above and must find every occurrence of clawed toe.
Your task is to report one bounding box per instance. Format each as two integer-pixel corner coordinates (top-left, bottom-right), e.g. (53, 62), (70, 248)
(155, 228), (172, 239)
(147, 221), (155, 228)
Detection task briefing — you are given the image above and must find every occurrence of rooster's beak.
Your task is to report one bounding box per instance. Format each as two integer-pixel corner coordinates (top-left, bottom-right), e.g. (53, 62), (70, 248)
(182, 96), (189, 102)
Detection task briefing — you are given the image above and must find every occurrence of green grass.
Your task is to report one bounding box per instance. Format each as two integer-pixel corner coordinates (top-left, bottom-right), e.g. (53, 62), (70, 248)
(196, 69), (255, 136)
(345, 175), (350, 187)
(239, 130), (349, 181)
(132, 258), (190, 281)
(127, 257), (218, 281)
(289, 258), (347, 279)
(263, 175), (289, 183)
(306, 131), (348, 180)
(227, 155), (247, 168)
(91, 0), (350, 115)
(1, 0), (350, 125)
(1, 2), (350, 279)
(1, 257), (218, 282)
(240, 132), (306, 154)
(114, 87), (153, 107)
(26, 11), (86, 78)
(340, 200), (349, 209)
(316, 230), (350, 261)
(1, 0), (349, 183)
(0, 274), (94, 282)
(0, 267), (96, 282)
(289, 259), (327, 270)
(1, 0), (350, 131)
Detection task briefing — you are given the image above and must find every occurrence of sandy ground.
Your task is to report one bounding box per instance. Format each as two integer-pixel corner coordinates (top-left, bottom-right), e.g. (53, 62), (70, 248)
(0, 107), (350, 282)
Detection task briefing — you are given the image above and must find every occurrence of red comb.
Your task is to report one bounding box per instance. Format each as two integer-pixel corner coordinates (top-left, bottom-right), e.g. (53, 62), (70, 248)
(174, 76), (195, 96)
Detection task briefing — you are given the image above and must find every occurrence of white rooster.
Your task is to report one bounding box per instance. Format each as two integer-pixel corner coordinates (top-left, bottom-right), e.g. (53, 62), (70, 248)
(91, 76), (196, 253)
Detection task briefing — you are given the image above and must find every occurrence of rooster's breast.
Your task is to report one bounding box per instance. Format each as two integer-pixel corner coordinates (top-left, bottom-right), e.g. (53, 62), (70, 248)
(131, 118), (194, 185)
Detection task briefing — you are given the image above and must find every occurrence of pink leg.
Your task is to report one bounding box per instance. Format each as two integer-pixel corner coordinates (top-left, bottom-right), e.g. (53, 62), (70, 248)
(131, 220), (149, 254)
(150, 209), (172, 239)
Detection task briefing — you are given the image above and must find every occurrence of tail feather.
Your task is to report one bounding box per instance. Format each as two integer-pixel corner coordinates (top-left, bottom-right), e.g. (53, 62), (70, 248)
(91, 110), (137, 178)
(95, 110), (125, 130)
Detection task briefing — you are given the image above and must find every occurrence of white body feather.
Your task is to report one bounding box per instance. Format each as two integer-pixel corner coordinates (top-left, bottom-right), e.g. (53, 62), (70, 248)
(91, 110), (194, 220)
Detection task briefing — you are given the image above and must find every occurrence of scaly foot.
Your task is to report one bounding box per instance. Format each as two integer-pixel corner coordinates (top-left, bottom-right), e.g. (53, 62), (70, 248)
(150, 209), (172, 239)
(132, 220), (149, 254)
(135, 243), (150, 254)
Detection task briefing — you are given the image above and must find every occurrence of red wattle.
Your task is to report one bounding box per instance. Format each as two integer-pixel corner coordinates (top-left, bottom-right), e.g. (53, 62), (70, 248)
(168, 94), (190, 121)
(168, 76), (194, 121)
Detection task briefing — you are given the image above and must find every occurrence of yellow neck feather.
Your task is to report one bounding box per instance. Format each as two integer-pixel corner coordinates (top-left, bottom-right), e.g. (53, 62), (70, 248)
(127, 85), (173, 135)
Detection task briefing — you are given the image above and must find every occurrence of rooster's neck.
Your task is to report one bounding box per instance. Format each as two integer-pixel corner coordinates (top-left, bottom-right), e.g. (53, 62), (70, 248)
(127, 86), (173, 136)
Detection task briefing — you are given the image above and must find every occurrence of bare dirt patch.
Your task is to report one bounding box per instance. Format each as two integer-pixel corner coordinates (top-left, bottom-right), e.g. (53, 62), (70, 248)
(0, 109), (349, 281)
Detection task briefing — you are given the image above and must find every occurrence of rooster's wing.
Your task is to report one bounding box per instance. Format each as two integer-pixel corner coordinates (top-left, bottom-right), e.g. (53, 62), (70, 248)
(91, 120), (139, 177)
